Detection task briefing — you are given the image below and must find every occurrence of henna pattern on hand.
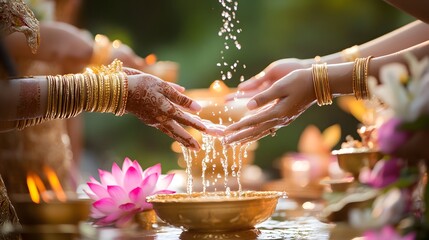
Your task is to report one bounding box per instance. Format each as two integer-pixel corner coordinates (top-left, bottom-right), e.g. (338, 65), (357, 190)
(17, 81), (40, 119)
(126, 74), (204, 149)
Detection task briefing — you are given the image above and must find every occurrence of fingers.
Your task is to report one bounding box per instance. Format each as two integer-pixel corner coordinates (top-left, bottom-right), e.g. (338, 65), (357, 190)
(246, 83), (285, 110)
(225, 89), (260, 102)
(224, 120), (282, 145)
(157, 121), (200, 151)
(161, 82), (201, 112)
(226, 99), (284, 132)
(201, 119), (226, 136)
(169, 109), (206, 132)
(167, 82), (185, 93)
(237, 71), (267, 91)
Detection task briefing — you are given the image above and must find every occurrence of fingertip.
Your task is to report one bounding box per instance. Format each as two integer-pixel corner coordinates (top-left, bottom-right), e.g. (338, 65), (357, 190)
(225, 93), (235, 102)
(247, 99), (258, 110)
(176, 86), (185, 93)
(190, 101), (202, 112)
(206, 126), (225, 137)
(189, 140), (201, 151)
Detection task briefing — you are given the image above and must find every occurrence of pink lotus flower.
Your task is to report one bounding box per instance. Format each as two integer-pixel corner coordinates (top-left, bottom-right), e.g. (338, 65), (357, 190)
(364, 226), (415, 240)
(359, 157), (402, 188)
(85, 157), (175, 227)
(377, 117), (412, 154)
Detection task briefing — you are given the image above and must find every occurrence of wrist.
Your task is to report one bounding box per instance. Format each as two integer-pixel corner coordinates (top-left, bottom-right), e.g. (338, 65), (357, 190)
(327, 62), (354, 95)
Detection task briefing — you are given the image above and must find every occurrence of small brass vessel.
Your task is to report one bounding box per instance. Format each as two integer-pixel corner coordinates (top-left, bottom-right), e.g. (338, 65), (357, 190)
(147, 191), (281, 232)
(332, 148), (383, 178)
(10, 194), (91, 225)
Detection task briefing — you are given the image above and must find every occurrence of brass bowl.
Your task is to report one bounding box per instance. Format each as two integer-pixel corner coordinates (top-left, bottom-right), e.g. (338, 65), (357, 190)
(319, 177), (355, 192)
(147, 191), (281, 232)
(11, 195), (91, 225)
(332, 148), (383, 178)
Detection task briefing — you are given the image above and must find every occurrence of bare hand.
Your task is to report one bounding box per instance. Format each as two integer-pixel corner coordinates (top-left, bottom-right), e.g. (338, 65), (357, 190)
(125, 68), (207, 150)
(226, 58), (309, 101)
(224, 69), (316, 144)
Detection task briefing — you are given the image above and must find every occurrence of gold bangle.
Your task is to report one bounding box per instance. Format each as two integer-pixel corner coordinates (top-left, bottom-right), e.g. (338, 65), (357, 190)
(45, 73), (86, 119)
(352, 56), (373, 100)
(311, 63), (332, 106)
(108, 74), (119, 113)
(116, 72), (128, 116)
(84, 72), (92, 111)
(83, 59), (126, 114)
(96, 72), (105, 113)
(341, 45), (360, 62)
(78, 74), (86, 114)
(16, 118), (47, 131)
(102, 74), (111, 113)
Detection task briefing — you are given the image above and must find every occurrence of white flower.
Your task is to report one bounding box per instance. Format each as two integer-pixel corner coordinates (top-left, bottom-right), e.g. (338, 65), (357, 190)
(349, 188), (406, 230)
(368, 55), (429, 122)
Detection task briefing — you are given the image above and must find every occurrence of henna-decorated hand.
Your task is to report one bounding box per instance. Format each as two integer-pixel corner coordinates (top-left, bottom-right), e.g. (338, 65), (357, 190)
(125, 68), (210, 151)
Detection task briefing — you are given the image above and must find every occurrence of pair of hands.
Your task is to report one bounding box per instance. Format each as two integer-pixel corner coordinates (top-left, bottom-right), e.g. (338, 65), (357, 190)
(223, 58), (317, 144)
(127, 58), (317, 151)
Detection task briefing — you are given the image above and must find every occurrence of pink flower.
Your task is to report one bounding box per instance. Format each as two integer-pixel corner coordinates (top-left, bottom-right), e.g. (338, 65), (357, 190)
(377, 118), (412, 154)
(359, 158), (402, 188)
(85, 157), (175, 227)
(364, 226), (415, 240)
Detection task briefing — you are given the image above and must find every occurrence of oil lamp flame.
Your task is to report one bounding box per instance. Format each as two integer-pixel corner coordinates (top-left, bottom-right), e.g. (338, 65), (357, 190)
(27, 174), (40, 204)
(44, 167), (67, 202)
(26, 167), (67, 203)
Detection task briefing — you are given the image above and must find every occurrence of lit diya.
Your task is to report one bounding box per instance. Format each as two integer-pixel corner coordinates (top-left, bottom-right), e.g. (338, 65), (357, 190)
(10, 167), (90, 226)
(147, 191), (281, 232)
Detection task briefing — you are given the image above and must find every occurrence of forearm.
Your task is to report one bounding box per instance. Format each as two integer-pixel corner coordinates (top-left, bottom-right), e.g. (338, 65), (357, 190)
(329, 40), (429, 95)
(0, 76), (48, 120)
(319, 21), (429, 64)
(0, 60), (128, 132)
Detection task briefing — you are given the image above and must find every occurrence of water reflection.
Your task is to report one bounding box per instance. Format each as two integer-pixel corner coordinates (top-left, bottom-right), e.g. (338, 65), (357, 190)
(180, 228), (260, 240)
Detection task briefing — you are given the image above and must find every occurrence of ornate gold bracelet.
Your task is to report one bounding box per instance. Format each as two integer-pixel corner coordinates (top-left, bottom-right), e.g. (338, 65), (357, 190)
(311, 63), (332, 106)
(352, 56), (373, 100)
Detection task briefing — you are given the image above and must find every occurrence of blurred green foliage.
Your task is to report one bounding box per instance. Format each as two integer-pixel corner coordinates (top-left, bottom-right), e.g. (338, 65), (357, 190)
(78, 0), (413, 176)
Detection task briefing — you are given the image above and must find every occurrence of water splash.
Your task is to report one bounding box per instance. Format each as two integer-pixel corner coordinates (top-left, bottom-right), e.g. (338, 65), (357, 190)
(217, 0), (246, 82)
(181, 144), (194, 195)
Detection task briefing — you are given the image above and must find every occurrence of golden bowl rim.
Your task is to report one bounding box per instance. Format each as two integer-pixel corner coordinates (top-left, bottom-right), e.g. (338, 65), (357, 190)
(147, 191), (282, 203)
(331, 148), (380, 156)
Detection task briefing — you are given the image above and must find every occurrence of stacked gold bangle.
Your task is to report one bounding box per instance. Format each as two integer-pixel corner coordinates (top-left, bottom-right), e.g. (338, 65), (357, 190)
(83, 59), (128, 116)
(16, 59), (128, 131)
(15, 118), (46, 131)
(352, 56), (373, 100)
(311, 63), (332, 106)
(341, 45), (360, 62)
